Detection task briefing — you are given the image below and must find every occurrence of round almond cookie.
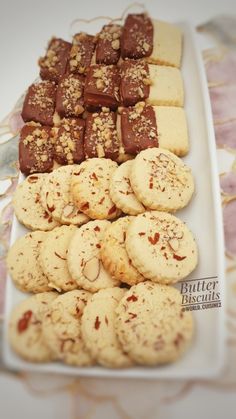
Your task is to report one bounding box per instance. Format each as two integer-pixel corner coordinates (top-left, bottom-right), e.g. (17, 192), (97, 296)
(81, 288), (132, 368)
(7, 231), (51, 293)
(67, 220), (120, 292)
(101, 216), (145, 286)
(39, 225), (77, 292)
(130, 148), (194, 212)
(8, 292), (58, 362)
(13, 174), (59, 231)
(109, 160), (145, 215)
(71, 158), (121, 220)
(115, 281), (194, 365)
(125, 211), (198, 284)
(40, 165), (89, 226)
(42, 290), (94, 366)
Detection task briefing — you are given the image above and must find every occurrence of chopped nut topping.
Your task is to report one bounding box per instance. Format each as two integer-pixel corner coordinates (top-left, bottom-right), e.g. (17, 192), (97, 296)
(111, 39), (120, 50)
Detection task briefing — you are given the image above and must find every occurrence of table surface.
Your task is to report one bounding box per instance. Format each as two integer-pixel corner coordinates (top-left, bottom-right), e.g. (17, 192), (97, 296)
(1, 1), (236, 418)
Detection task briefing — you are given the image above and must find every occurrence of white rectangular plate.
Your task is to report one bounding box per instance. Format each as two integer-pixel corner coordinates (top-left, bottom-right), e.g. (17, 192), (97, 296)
(3, 22), (225, 379)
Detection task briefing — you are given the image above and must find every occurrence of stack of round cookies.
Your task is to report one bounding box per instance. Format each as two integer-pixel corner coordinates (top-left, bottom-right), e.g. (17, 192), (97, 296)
(7, 147), (198, 368)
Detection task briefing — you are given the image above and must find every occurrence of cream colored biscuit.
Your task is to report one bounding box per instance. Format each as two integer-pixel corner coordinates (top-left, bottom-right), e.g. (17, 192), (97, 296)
(115, 281), (194, 365)
(42, 290), (94, 366)
(68, 220), (120, 292)
(40, 165), (89, 226)
(13, 174), (59, 231)
(109, 160), (145, 215)
(130, 148), (194, 212)
(147, 19), (183, 68)
(71, 158), (121, 220)
(7, 231), (51, 293)
(81, 287), (132, 368)
(147, 65), (184, 106)
(8, 292), (58, 362)
(101, 217), (145, 286)
(39, 225), (77, 292)
(154, 106), (189, 156)
(125, 211), (198, 284)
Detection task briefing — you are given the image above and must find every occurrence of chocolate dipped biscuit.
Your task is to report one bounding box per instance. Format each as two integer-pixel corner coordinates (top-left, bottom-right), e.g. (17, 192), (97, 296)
(84, 109), (119, 160)
(120, 61), (184, 107)
(84, 64), (120, 111)
(56, 74), (84, 117)
(19, 123), (54, 175)
(121, 14), (182, 68)
(95, 24), (122, 65)
(39, 38), (72, 83)
(21, 81), (57, 126)
(68, 33), (95, 75)
(52, 118), (85, 165)
(118, 103), (189, 157)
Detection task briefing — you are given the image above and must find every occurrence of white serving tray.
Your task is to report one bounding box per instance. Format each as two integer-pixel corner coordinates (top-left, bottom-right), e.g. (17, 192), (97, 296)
(3, 22), (225, 379)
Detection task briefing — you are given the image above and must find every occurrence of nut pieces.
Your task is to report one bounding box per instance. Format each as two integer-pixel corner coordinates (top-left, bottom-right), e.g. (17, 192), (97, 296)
(82, 257), (101, 282)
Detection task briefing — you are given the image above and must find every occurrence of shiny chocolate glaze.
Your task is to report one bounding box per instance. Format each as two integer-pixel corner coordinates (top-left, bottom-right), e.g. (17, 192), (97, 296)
(84, 110), (119, 160)
(121, 14), (153, 59)
(120, 60), (150, 106)
(53, 118), (85, 165)
(120, 104), (158, 154)
(39, 38), (72, 83)
(68, 33), (95, 75)
(95, 24), (122, 65)
(56, 74), (85, 117)
(21, 81), (57, 126)
(19, 124), (54, 175)
(84, 64), (120, 111)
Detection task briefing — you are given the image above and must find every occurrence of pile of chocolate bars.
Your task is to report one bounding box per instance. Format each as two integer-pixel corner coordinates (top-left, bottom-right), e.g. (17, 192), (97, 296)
(19, 13), (187, 175)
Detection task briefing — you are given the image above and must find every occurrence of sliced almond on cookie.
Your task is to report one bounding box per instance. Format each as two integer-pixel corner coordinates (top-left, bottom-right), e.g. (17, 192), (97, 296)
(83, 257), (100, 282)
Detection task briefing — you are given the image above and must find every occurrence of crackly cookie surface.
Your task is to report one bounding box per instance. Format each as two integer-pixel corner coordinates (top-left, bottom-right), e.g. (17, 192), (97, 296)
(13, 174), (59, 231)
(109, 160), (145, 215)
(71, 158), (120, 220)
(40, 165), (89, 225)
(81, 287), (132, 368)
(8, 292), (58, 362)
(130, 148), (194, 212)
(67, 220), (119, 292)
(7, 231), (51, 293)
(115, 281), (194, 365)
(42, 290), (94, 366)
(39, 225), (77, 292)
(101, 216), (145, 286)
(125, 211), (198, 284)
